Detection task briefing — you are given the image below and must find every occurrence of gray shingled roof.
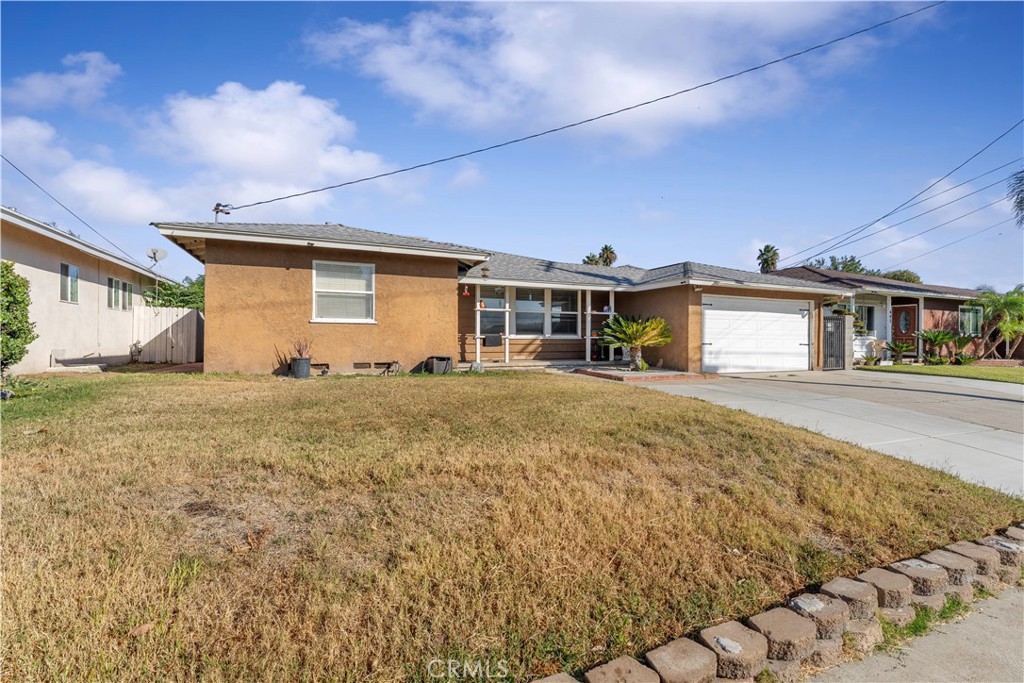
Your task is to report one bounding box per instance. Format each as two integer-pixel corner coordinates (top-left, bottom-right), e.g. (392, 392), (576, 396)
(465, 252), (848, 291)
(152, 221), (491, 257)
(774, 266), (980, 298)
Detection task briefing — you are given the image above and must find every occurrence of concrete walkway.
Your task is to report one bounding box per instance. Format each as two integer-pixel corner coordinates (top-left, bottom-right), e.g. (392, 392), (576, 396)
(810, 588), (1023, 682)
(642, 371), (1024, 495)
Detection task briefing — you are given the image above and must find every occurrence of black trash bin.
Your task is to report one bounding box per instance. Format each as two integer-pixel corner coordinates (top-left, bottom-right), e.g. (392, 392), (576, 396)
(291, 357), (311, 379)
(426, 355), (453, 374)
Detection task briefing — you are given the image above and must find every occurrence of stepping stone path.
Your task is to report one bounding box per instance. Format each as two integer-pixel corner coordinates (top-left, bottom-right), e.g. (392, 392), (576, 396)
(547, 525), (1024, 683)
(645, 637), (717, 683)
(697, 621), (767, 680)
(583, 656), (658, 683)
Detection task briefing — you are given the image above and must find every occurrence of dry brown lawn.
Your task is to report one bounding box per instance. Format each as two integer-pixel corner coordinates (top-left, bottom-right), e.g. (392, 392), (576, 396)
(2, 371), (1021, 682)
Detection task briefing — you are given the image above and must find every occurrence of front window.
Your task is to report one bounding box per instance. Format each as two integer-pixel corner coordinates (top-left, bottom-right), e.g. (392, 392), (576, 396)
(959, 305), (983, 336)
(313, 261), (374, 322)
(478, 285), (506, 335)
(514, 288), (545, 335)
(550, 289), (579, 335)
(60, 263), (79, 303)
(854, 305), (876, 335)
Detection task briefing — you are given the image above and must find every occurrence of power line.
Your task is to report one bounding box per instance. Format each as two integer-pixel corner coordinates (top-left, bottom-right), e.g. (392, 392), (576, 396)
(805, 173), (1015, 253)
(223, 1), (945, 213)
(2, 153), (147, 267)
(779, 158), (1021, 262)
(880, 218), (1014, 270)
(782, 117), (1024, 265)
(856, 196), (1004, 259)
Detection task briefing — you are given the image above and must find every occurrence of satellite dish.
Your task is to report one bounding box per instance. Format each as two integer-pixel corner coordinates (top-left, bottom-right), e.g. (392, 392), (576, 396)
(146, 248), (168, 264)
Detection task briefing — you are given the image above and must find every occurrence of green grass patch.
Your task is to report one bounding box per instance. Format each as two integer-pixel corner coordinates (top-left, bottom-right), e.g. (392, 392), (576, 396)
(858, 364), (1024, 384)
(877, 595), (972, 651)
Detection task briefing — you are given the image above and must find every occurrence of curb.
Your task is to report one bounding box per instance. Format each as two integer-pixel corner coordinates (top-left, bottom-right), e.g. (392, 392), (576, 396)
(535, 523), (1024, 683)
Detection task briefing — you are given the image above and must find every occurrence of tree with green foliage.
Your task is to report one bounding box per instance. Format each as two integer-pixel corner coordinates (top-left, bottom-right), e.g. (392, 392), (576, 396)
(808, 254), (921, 283)
(1009, 170), (1024, 228)
(583, 245), (618, 267)
(880, 269), (922, 284)
(1, 260), (39, 375)
(757, 244), (780, 273)
(600, 315), (672, 372)
(968, 285), (1024, 358)
(143, 275), (205, 311)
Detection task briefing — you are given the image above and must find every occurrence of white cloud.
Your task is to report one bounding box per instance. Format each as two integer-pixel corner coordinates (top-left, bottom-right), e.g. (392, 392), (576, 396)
(304, 3), (901, 150)
(3, 52), (122, 110)
(2, 116), (174, 224)
(145, 80), (413, 216)
(448, 161), (485, 189)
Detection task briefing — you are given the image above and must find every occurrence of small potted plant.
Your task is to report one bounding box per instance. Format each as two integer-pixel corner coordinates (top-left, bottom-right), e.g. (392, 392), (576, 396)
(290, 338), (313, 379)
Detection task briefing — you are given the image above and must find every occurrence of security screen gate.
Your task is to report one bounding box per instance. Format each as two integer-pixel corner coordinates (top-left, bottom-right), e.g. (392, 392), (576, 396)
(823, 314), (845, 370)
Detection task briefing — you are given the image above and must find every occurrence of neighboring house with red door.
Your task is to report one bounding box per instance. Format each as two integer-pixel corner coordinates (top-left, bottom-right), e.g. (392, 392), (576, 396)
(774, 266), (983, 359)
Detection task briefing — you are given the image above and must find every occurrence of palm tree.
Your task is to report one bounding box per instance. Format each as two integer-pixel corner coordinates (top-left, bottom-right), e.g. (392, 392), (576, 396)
(969, 286), (1024, 358)
(598, 244), (617, 266)
(582, 253), (601, 265)
(599, 315), (673, 372)
(757, 244), (780, 273)
(1009, 170), (1024, 228)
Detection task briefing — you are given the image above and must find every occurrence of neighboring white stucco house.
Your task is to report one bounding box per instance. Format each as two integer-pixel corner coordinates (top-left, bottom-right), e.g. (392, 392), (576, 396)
(1, 206), (170, 373)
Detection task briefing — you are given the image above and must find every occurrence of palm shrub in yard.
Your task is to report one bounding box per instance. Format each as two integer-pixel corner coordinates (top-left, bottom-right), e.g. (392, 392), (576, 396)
(916, 329), (955, 360)
(885, 340), (915, 364)
(600, 315), (672, 371)
(1, 260), (38, 377)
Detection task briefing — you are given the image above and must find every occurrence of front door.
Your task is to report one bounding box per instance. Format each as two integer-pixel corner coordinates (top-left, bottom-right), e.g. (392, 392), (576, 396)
(891, 304), (918, 348)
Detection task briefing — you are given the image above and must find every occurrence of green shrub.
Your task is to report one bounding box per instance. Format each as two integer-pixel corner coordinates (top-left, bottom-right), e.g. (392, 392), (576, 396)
(1, 260), (38, 376)
(862, 355), (879, 367)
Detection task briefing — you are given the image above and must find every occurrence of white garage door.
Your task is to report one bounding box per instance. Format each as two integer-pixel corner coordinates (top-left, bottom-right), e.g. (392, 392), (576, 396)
(701, 295), (811, 373)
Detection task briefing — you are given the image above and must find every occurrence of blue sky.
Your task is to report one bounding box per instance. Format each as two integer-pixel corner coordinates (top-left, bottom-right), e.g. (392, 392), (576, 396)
(2, 1), (1021, 289)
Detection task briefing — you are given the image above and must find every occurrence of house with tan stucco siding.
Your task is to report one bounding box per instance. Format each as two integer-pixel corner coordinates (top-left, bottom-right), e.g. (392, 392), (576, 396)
(155, 220), (856, 374)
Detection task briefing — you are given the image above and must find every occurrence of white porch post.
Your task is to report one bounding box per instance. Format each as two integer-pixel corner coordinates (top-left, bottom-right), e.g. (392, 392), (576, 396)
(503, 305), (510, 364)
(608, 290), (616, 360)
(474, 285), (481, 364)
(585, 290), (592, 362)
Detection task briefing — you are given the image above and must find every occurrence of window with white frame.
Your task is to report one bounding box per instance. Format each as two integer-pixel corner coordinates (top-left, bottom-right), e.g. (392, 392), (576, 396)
(958, 305), (983, 336)
(510, 287), (581, 337)
(313, 261), (374, 322)
(60, 263), (79, 303)
(550, 289), (580, 335)
(514, 288), (545, 335)
(478, 285), (507, 335)
(107, 277), (132, 310)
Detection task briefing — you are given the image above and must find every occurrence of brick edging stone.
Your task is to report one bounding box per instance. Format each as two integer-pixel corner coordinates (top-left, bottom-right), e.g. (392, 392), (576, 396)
(535, 523), (1024, 683)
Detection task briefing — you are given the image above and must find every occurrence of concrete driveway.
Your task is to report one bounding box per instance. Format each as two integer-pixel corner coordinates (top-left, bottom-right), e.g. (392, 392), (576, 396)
(642, 370), (1023, 495)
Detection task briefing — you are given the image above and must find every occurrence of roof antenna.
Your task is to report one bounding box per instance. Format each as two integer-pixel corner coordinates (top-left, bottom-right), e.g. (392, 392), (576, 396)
(213, 203), (232, 222)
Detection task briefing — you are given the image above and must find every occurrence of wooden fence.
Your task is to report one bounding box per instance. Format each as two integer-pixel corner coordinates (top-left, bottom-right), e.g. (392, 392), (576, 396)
(133, 306), (204, 364)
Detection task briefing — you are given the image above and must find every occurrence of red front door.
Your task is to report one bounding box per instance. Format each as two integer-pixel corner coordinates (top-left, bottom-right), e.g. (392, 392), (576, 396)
(891, 305), (918, 348)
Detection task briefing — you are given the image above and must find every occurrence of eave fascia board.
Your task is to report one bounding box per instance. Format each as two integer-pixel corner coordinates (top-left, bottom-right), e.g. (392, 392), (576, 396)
(3, 207), (170, 283)
(632, 277), (854, 296)
(458, 276), (621, 291)
(154, 225), (491, 262)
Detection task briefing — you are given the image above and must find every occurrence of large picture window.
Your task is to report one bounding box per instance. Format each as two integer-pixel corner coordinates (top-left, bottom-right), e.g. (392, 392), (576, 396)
(313, 261), (374, 322)
(958, 305), (983, 336)
(509, 287), (580, 337)
(60, 263), (79, 303)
